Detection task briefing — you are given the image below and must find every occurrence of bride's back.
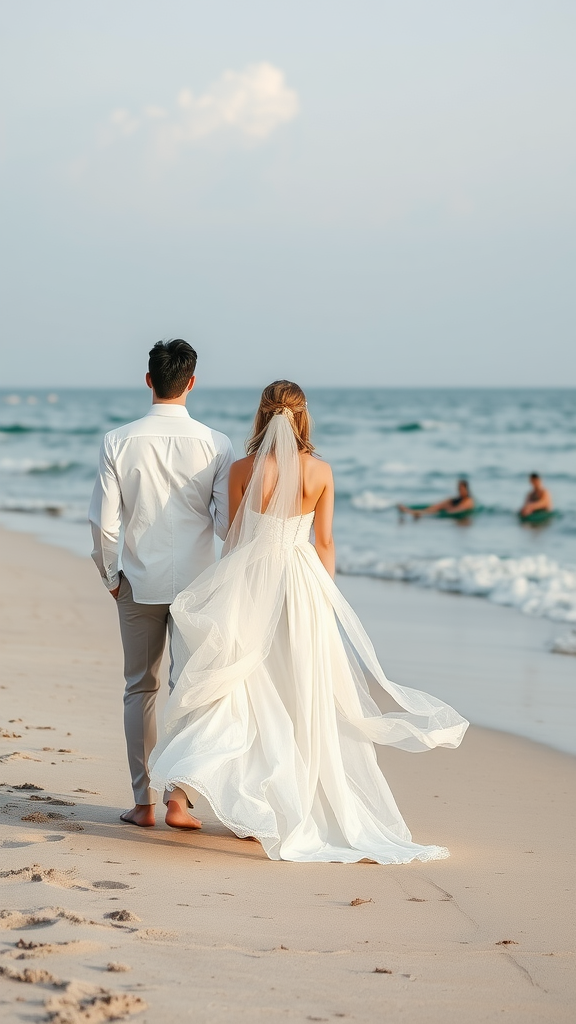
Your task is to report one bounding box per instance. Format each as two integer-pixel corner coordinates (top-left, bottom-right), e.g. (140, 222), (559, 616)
(232, 451), (332, 517)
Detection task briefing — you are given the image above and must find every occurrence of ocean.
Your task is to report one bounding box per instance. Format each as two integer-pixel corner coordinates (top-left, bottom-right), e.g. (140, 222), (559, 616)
(1, 387), (574, 636)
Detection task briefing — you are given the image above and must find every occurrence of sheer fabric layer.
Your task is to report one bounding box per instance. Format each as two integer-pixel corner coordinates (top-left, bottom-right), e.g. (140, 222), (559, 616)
(149, 414), (468, 863)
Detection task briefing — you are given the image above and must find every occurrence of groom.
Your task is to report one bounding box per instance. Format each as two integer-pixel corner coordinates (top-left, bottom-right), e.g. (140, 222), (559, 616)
(89, 339), (235, 828)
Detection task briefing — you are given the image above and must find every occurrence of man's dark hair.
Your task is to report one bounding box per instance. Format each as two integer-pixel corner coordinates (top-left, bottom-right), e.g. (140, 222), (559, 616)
(530, 472), (541, 480)
(148, 339), (197, 399)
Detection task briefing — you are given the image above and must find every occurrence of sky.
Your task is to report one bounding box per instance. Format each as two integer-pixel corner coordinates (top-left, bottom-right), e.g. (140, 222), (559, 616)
(1, 0), (575, 388)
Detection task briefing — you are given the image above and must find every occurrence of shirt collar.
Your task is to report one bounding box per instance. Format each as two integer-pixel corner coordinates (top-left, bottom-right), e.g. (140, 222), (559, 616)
(145, 404), (190, 418)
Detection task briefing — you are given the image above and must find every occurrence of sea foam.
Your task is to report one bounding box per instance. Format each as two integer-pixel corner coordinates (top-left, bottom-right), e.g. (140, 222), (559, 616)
(338, 551), (576, 624)
(550, 629), (576, 654)
(351, 491), (396, 511)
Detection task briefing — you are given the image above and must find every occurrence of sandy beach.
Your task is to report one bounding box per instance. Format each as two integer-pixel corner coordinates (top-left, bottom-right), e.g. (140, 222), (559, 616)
(1, 524), (575, 1024)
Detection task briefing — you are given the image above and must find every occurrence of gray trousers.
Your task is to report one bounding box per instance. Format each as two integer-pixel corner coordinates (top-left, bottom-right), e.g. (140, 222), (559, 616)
(116, 575), (172, 805)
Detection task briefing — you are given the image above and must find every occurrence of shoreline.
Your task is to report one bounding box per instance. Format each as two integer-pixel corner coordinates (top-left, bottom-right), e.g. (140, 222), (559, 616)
(2, 502), (574, 628)
(1, 516), (574, 755)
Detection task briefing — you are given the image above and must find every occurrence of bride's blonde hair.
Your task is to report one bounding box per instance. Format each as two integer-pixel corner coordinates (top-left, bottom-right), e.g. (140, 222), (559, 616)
(246, 381), (315, 456)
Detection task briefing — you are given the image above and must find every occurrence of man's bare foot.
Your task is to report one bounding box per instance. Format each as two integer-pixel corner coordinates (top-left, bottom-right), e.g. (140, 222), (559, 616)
(120, 804), (156, 828)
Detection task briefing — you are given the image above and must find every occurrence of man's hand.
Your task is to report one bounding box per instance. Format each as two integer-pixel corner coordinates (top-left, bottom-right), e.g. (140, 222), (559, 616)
(109, 584), (121, 600)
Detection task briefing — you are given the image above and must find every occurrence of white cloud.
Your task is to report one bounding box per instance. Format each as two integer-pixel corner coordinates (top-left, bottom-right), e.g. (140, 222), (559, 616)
(103, 62), (299, 156)
(108, 108), (141, 136)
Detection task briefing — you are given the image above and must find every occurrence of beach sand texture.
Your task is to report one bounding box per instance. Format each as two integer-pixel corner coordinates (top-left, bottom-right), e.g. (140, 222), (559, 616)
(0, 526), (575, 1023)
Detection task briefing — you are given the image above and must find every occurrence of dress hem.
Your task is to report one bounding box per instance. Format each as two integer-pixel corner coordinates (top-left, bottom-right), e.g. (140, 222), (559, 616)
(150, 773), (451, 865)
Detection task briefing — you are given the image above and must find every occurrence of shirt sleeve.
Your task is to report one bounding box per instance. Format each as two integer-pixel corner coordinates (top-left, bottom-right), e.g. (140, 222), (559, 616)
(88, 436), (122, 590)
(211, 437), (236, 541)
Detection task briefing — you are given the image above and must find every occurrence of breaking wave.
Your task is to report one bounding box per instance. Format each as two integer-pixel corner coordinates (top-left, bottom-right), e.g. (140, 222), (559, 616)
(337, 551), (576, 624)
(351, 492), (397, 511)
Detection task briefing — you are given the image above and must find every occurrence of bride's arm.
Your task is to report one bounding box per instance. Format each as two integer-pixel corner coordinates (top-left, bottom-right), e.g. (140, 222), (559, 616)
(314, 465), (336, 578)
(228, 461), (246, 528)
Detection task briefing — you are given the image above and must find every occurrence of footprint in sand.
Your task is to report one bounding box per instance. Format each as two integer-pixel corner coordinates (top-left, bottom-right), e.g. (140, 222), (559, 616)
(0, 968), (146, 1022)
(0, 904), (150, 1021)
(21, 812), (67, 822)
(0, 907), (140, 931)
(0, 751), (42, 763)
(1, 867), (136, 892)
(1, 938), (104, 960)
(1, 803), (19, 816)
(28, 796), (76, 806)
(45, 984), (146, 1022)
(92, 882), (131, 891)
(1, 834), (65, 848)
(1, 840), (40, 849)
(0, 909), (58, 930)
(19, 812), (85, 832)
(0, 865), (92, 890)
(0, 963), (63, 984)
(7, 783), (44, 791)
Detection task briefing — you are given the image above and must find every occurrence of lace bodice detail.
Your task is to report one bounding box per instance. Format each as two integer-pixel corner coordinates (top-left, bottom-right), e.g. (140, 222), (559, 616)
(245, 509), (315, 547)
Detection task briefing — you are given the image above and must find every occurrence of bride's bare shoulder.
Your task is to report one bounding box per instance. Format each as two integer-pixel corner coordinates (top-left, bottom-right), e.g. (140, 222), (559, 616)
(231, 454), (255, 470)
(301, 453), (333, 480)
(230, 455), (255, 482)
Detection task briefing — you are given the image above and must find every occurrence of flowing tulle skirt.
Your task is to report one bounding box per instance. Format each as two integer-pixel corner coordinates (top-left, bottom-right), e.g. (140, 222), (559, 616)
(149, 522), (468, 864)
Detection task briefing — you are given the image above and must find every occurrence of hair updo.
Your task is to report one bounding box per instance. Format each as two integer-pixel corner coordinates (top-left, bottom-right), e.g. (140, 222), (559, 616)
(246, 380), (315, 456)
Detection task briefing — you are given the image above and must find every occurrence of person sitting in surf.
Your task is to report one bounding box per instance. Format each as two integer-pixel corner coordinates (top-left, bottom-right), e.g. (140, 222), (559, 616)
(398, 479), (475, 518)
(519, 473), (553, 519)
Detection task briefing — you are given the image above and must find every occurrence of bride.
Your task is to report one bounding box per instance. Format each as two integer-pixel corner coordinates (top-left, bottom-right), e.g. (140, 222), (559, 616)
(149, 381), (468, 863)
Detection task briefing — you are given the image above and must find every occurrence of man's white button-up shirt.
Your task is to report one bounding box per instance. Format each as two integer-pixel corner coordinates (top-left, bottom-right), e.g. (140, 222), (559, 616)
(89, 404), (235, 604)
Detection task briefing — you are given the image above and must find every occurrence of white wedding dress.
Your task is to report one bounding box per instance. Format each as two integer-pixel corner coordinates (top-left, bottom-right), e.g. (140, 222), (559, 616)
(149, 413), (468, 863)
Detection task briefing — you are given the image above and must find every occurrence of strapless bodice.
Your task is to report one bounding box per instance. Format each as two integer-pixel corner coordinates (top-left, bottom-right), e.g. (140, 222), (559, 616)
(245, 509), (315, 547)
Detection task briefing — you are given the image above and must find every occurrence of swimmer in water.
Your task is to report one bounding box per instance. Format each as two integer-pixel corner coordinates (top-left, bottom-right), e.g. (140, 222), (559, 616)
(398, 479), (475, 518)
(519, 473), (553, 518)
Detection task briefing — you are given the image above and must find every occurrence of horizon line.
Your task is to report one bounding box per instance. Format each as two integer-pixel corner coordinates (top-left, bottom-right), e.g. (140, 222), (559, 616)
(1, 384), (575, 392)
